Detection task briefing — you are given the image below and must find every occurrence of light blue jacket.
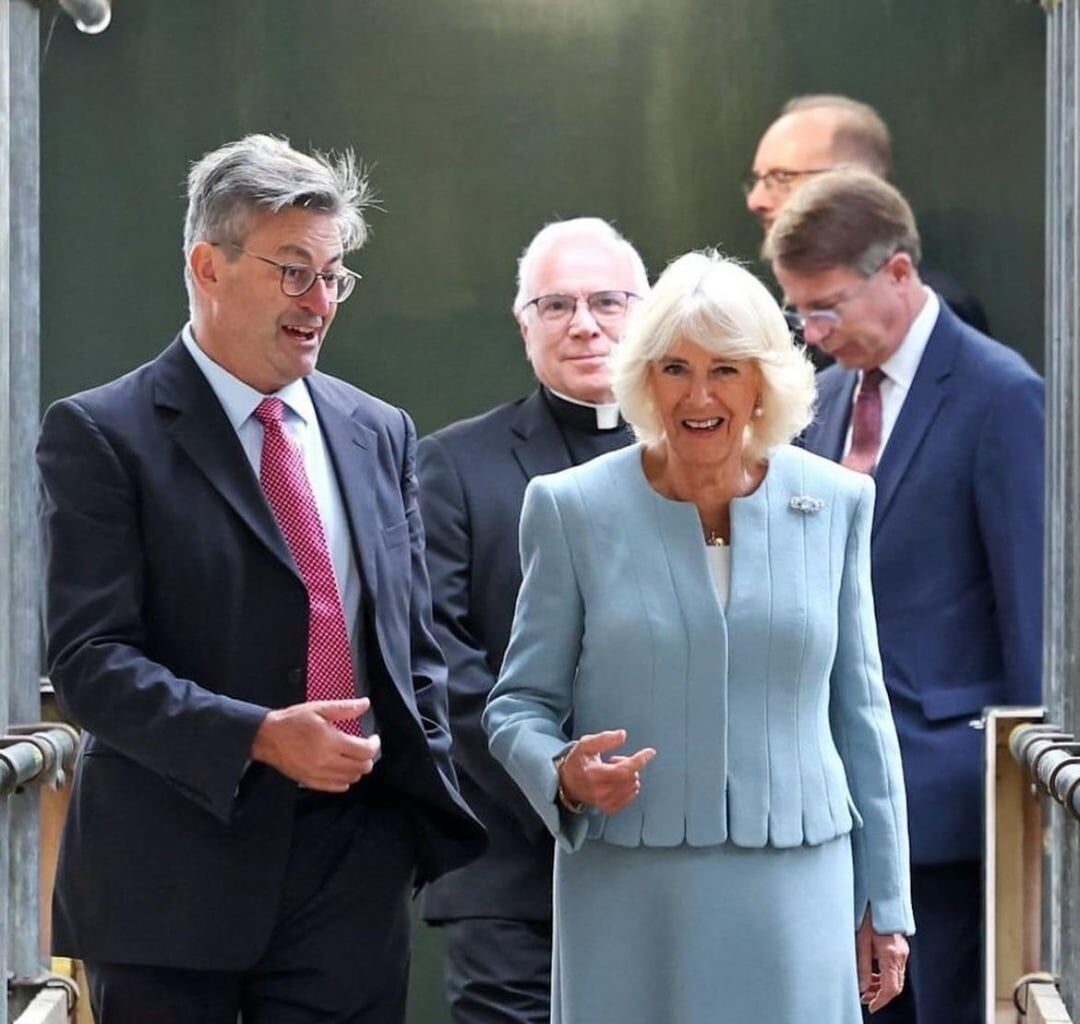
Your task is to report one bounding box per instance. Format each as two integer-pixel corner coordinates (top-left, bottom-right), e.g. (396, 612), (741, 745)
(483, 443), (914, 934)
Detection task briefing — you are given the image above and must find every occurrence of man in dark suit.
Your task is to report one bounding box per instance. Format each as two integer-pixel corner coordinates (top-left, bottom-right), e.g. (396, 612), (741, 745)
(417, 218), (648, 1023)
(745, 94), (990, 350)
(765, 168), (1043, 1024)
(37, 134), (484, 1024)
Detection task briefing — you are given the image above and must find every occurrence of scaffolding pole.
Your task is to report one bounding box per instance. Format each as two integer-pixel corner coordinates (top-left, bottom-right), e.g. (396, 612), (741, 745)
(1043, 0), (1080, 1014)
(2, 1), (43, 1022)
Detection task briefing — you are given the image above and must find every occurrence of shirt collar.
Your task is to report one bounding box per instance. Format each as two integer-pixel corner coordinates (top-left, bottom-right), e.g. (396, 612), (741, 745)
(181, 323), (316, 430)
(877, 286), (939, 390)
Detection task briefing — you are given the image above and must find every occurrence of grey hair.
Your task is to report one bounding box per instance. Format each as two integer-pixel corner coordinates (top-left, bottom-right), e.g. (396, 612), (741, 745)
(612, 250), (815, 462)
(512, 217), (649, 314)
(183, 134), (372, 305)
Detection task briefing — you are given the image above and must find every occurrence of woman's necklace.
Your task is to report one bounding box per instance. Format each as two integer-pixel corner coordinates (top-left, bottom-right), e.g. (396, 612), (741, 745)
(702, 464), (763, 547)
(646, 447), (758, 549)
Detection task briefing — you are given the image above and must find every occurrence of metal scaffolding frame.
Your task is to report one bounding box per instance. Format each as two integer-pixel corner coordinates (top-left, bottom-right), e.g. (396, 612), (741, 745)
(2, 2), (44, 1021)
(1043, 0), (1080, 1014)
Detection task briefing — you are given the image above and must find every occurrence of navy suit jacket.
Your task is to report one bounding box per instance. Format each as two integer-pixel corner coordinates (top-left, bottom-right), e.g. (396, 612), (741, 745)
(37, 337), (484, 969)
(802, 300), (1044, 864)
(418, 389), (632, 922)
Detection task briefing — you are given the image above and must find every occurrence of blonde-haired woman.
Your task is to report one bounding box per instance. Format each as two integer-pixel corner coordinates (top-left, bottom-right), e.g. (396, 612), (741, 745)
(484, 250), (914, 1023)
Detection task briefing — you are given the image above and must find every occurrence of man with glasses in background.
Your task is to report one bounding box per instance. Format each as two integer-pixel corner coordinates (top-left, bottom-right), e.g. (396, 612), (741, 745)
(765, 168), (1043, 1024)
(37, 134), (483, 1024)
(418, 217), (648, 1024)
(745, 94), (989, 343)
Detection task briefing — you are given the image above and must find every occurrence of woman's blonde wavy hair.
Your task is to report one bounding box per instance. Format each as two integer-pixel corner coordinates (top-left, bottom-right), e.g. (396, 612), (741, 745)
(612, 250), (816, 462)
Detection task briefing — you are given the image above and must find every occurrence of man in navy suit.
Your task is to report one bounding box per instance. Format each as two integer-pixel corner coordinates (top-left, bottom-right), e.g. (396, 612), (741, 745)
(418, 218), (648, 1023)
(766, 167), (1043, 1024)
(37, 134), (483, 1024)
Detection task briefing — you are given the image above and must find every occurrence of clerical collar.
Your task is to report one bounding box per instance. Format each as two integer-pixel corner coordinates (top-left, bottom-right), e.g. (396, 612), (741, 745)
(542, 386), (621, 432)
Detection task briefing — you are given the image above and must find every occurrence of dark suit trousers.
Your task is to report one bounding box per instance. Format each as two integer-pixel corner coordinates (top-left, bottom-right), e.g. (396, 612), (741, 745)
(87, 779), (416, 1024)
(443, 918), (552, 1024)
(864, 860), (981, 1024)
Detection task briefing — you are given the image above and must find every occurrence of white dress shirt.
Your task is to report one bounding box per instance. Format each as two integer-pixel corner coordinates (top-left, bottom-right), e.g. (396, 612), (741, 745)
(181, 325), (365, 695)
(842, 288), (940, 462)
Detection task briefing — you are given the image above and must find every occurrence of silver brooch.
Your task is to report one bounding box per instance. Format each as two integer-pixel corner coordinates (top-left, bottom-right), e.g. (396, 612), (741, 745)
(789, 495), (825, 514)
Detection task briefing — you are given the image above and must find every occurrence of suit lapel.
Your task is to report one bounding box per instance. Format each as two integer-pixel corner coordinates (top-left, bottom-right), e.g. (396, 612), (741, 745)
(871, 311), (960, 532)
(807, 369), (857, 463)
(306, 374), (380, 598)
(511, 389), (573, 481)
(153, 338), (295, 574)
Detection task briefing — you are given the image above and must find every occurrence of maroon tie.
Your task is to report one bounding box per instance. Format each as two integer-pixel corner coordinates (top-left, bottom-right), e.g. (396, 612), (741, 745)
(842, 368), (885, 475)
(254, 398), (359, 734)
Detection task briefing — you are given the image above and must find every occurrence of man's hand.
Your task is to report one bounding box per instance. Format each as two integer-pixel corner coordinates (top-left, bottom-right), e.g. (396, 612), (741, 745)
(251, 698), (380, 791)
(557, 730), (657, 815)
(856, 911), (909, 1013)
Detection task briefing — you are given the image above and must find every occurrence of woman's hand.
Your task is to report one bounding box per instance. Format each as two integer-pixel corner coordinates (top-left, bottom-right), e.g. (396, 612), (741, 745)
(856, 912), (909, 1013)
(557, 730), (657, 815)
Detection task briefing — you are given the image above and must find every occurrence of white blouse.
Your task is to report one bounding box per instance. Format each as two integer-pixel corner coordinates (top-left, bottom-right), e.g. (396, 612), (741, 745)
(705, 544), (731, 608)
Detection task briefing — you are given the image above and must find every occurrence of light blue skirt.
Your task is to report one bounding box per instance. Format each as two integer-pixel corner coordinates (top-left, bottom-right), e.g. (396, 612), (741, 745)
(552, 834), (861, 1024)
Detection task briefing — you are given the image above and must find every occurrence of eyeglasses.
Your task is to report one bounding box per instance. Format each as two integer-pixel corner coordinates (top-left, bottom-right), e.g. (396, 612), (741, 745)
(219, 244), (361, 303)
(783, 257), (893, 334)
(520, 290), (640, 325)
(741, 168), (831, 196)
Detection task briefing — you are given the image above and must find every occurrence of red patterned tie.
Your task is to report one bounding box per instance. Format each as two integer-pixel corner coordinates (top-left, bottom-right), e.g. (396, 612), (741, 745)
(254, 398), (359, 734)
(842, 368), (885, 475)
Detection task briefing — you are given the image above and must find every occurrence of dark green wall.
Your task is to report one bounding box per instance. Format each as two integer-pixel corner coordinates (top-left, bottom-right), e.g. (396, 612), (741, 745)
(41, 1), (1045, 434)
(39, 2), (1045, 1020)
